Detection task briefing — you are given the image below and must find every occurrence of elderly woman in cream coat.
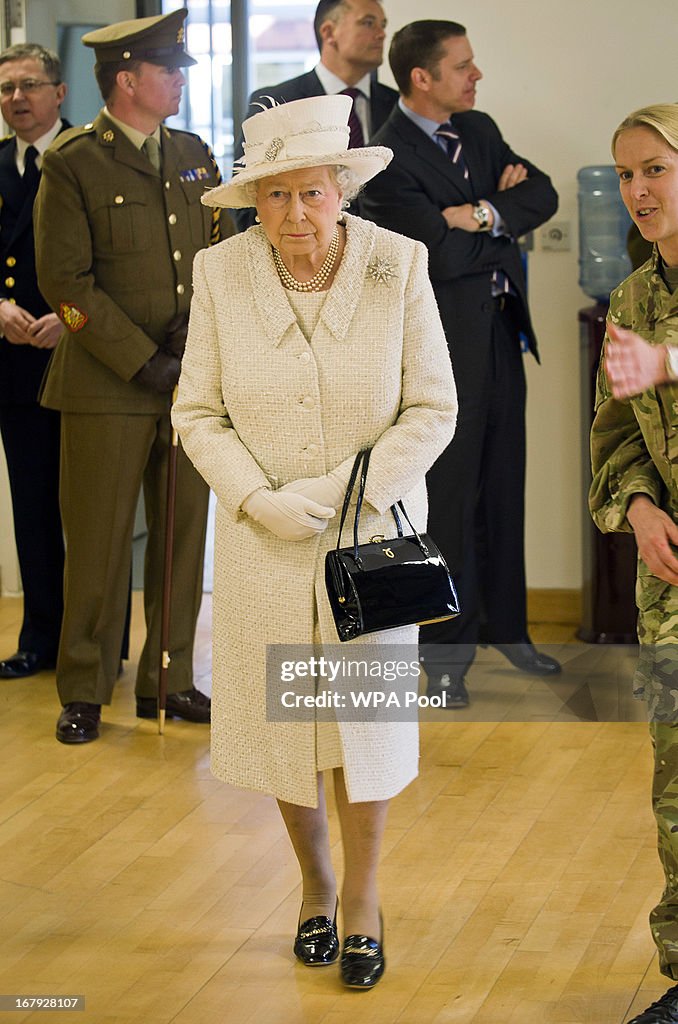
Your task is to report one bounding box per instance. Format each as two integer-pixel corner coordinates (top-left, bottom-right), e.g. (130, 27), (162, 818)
(173, 95), (457, 989)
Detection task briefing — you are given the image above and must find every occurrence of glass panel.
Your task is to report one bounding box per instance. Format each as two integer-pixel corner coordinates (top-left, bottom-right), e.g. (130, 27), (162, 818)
(162, 0), (317, 176)
(248, 0), (316, 94)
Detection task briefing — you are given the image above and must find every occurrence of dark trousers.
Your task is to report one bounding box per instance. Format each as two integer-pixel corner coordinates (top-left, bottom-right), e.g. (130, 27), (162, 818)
(57, 410), (209, 705)
(0, 401), (64, 659)
(421, 299), (528, 674)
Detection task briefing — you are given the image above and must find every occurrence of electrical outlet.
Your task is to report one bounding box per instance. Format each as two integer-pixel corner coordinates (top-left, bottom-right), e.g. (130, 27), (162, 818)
(541, 221), (571, 251)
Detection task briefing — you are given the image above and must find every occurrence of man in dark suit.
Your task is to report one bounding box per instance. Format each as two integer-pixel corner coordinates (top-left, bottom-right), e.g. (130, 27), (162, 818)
(361, 20), (560, 706)
(233, 0), (396, 230)
(0, 43), (69, 680)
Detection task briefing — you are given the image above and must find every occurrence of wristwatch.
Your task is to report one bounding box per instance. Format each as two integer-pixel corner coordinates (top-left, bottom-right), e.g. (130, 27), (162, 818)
(665, 345), (678, 382)
(471, 202), (491, 231)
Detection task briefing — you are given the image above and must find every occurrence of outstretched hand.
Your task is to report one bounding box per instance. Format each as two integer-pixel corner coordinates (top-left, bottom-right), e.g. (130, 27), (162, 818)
(605, 322), (668, 398)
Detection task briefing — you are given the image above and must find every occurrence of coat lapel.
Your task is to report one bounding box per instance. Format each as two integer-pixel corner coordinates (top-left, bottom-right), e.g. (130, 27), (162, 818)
(394, 108), (474, 204)
(247, 227), (297, 347)
(95, 111), (159, 178)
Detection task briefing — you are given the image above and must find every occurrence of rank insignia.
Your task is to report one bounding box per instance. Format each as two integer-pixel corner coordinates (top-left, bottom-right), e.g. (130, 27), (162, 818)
(102, 129), (115, 142)
(60, 302), (88, 333)
(177, 26), (184, 43)
(179, 166), (210, 182)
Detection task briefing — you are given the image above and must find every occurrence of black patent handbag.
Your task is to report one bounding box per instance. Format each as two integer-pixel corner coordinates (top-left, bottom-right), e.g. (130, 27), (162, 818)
(325, 449), (460, 642)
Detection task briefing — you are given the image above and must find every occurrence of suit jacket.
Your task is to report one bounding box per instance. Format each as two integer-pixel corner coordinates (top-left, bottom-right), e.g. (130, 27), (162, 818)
(361, 107), (558, 387)
(34, 111), (232, 415)
(232, 69), (398, 231)
(0, 122), (71, 403)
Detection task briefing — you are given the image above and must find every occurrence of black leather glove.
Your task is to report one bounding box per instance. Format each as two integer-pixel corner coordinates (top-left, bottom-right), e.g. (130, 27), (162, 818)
(133, 350), (181, 393)
(164, 313), (189, 359)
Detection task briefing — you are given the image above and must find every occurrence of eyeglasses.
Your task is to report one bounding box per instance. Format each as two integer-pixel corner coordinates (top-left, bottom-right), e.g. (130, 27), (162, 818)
(0, 79), (59, 97)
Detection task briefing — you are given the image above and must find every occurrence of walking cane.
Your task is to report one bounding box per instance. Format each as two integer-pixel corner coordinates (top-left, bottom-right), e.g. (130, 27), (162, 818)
(158, 384), (179, 734)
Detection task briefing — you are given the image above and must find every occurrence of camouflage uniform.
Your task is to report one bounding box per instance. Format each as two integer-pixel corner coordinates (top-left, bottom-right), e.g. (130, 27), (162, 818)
(590, 246), (678, 977)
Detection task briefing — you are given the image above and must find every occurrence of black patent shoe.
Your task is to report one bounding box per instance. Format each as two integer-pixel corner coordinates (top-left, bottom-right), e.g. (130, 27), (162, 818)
(0, 650), (56, 678)
(626, 985), (678, 1024)
(489, 641), (562, 676)
(340, 918), (385, 989)
(56, 702), (101, 744)
(136, 687), (210, 723)
(293, 902), (339, 966)
(426, 671), (469, 708)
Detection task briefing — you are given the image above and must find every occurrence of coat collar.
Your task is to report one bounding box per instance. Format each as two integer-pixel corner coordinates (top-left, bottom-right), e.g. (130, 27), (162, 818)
(246, 214), (379, 347)
(94, 111), (162, 177)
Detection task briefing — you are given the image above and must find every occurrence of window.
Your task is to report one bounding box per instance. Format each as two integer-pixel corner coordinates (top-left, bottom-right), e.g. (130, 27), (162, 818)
(162, 0), (317, 174)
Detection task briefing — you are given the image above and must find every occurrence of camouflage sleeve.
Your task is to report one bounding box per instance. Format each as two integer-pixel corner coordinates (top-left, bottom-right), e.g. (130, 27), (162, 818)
(589, 332), (663, 533)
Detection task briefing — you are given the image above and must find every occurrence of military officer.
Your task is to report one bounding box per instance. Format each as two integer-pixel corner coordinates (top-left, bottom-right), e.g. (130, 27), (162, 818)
(34, 10), (233, 744)
(0, 44), (69, 680)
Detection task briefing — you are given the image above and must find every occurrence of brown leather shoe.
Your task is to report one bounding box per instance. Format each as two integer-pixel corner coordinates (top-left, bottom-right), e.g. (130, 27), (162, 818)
(56, 702), (101, 744)
(136, 687), (210, 723)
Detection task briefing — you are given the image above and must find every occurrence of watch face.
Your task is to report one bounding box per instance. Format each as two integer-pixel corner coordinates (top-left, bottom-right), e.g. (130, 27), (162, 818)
(473, 204), (489, 229)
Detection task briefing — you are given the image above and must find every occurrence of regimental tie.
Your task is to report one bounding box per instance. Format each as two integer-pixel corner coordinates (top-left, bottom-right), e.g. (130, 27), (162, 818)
(23, 144), (40, 193)
(142, 135), (162, 172)
(340, 88), (365, 148)
(434, 122), (469, 180)
(435, 121), (511, 296)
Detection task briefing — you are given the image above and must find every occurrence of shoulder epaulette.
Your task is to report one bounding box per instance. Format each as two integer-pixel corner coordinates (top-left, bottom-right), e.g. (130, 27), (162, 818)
(50, 122), (97, 150)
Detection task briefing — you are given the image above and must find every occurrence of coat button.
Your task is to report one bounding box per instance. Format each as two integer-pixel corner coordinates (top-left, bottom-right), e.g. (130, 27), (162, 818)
(5, 256), (16, 267)
(164, 181), (171, 190)
(176, 284), (185, 295)
(4, 277), (14, 287)
(306, 443), (319, 455)
(302, 396), (315, 409)
(298, 351), (311, 364)
(481, 301), (491, 313)
(114, 195), (124, 205)
(173, 250), (182, 261)
(168, 213), (177, 225)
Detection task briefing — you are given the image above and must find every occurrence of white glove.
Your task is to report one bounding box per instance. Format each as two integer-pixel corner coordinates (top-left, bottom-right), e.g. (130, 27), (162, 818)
(241, 488), (335, 541)
(280, 470), (347, 510)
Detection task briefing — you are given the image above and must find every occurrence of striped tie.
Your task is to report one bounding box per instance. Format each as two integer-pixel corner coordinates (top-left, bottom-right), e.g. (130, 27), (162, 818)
(434, 122), (469, 180)
(436, 123), (511, 296)
(341, 88), (365, 148)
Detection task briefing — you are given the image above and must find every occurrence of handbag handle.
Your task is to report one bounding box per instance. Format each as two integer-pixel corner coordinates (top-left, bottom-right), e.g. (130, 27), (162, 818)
(335, 448), (432, 563)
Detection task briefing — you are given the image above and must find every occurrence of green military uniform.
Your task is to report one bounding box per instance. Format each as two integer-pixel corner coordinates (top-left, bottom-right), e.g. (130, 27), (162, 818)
(590, 246), (678, 978)
(34, 19), (232, 707)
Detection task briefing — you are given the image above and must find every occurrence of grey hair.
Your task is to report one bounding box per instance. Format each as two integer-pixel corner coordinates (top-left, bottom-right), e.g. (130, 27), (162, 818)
(245, 163), (364, 208)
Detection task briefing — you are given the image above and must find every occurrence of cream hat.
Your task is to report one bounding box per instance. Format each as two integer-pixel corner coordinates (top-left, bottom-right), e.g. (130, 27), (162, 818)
(201, 95), (393, 209)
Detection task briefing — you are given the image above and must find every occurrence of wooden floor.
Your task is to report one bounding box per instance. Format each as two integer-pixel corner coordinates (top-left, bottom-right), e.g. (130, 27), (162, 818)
(0, 593), (668, 1024)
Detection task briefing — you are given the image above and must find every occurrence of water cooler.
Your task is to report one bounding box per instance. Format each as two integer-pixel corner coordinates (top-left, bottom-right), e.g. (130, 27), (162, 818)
(577, 166), (637, 643)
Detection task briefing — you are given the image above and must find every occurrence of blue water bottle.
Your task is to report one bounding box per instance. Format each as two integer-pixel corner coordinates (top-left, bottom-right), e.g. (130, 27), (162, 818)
(577, 165), (632, 303)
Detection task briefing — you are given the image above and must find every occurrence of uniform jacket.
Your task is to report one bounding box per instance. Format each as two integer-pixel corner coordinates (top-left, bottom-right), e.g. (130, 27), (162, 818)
(362, 107), (558, 387)
(0, 122), (70, 403)
(173, 215), (457, 806)
(34, 111), (231, 414)
(590, 249), (678, 711)
(233, 69), (398, 232)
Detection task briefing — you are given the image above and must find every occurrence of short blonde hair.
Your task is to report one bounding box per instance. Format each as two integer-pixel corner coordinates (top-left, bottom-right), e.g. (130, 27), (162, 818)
(612, 103), (678, 157)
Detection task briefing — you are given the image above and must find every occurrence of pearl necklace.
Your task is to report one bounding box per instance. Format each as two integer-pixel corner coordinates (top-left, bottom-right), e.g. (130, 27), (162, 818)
(272, 229), (340, 292)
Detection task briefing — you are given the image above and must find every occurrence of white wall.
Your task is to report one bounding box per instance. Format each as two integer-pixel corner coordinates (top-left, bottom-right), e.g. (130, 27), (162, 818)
(383, 0), (676, 588)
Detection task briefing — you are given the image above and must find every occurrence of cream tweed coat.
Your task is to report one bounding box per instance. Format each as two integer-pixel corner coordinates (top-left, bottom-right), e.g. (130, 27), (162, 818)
(173, 214), (457, 806)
